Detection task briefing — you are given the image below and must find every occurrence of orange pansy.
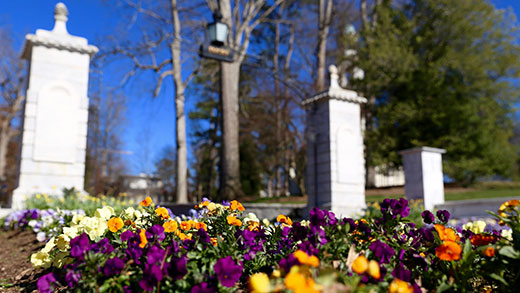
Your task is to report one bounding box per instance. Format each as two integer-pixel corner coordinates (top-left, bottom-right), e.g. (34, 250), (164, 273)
(482, 246), (495, 257)
(195, 222), (207, 231)
(434, 224), (460, 242)
(470, 234), (496, 246)
(389, 279), (414, 293)
(163, 220), (178, 233)
(178, 232), (192, 241)
(352, 255), (368, 274)
(284, 269), (319, 293)
(436, 240), (462, 261)
(139, 229), (148, 248)
(367, 260), (381, 279)
(139, 196), (153, 207)
(248, 221), (260, 231)
(230, 200), (245, 212)
(155, 207), (170, 219)
(277, 214), (293, 226)
(293, 250), (319, 268)
(227, 215), (243, 227)
(180, 221), (193, 231)
(107, 217), (124, 233)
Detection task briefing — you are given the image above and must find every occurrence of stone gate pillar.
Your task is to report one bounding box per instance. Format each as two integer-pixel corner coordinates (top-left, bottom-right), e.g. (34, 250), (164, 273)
(11, 3), (98, 208)
(400, 147), (446, 210)
(304, 65), (367, 217)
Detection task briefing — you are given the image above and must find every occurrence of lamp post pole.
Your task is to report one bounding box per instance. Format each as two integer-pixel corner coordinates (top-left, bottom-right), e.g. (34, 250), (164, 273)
(199, 4), (235, 200)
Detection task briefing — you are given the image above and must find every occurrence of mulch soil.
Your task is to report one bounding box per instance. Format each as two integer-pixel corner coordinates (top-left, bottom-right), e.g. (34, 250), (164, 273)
(0, 229), (45, 292)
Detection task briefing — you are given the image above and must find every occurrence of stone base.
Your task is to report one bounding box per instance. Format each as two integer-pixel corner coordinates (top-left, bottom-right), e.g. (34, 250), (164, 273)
(10, 186), (84, 210)
(10, 188), (30, 210)
(0, 208), (13, 218)
(304, 202), (366, 219)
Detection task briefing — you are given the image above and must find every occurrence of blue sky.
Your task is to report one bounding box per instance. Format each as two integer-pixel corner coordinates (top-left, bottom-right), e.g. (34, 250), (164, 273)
(1, 0), (520, 175)
(2, 0), (181, 174)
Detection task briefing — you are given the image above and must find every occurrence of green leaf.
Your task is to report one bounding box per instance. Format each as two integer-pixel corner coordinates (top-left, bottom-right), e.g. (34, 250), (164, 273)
(437, 282), (452, 293)
(187, 251), (200, 259)
(98, 282), (111, 293)
(315, 269), (337, 286)
(462, 239), (472, 261)
(499, 246), (520, 259)
(489, 273), (508, 286)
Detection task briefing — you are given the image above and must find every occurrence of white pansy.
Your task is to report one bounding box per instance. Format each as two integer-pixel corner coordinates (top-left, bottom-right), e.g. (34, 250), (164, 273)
(124, 207), (136, 219)
(31, 251), (51, 269)
(244, 213), (259, 225)
(501, 229), (513, 241)
(42, 216), (54, 227)
(28, 220), (37, 228)
(72, 214), (85, 225)
(300, 220), (310, 227)
(52, 252), (70, 268)
(36, 232), (47, 242)
(42, 237), (56, 253)
(56, 234), (70, 252)
(463, 220), (487, 234)
(63, 226), (79, 239)
(473, 220), (487, 234)
(95, 206), (115, 220)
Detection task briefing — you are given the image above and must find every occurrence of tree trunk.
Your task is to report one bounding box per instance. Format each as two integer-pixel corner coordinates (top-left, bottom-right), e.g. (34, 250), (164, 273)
(219, 61), (241, 199)
(175, 91), (188, 203)
(0, 127), (10, 181)
(316, 0), (333, 91)
(170, 0), (188, 204)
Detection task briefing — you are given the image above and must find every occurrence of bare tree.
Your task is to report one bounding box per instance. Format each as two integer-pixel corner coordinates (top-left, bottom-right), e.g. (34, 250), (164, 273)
(0, 29), (26, 183)
(107, 0), (204, 203)
(316, 0), (333, 90)
(205, 0), (286, 199)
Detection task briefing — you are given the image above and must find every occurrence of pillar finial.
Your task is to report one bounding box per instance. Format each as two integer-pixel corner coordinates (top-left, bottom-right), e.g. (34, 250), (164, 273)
(53, 2), (69, 34)
(329, 64), (339, 89)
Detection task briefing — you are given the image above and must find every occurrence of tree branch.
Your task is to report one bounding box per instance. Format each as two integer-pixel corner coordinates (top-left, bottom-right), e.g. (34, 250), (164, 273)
(154, 70), (173, 97)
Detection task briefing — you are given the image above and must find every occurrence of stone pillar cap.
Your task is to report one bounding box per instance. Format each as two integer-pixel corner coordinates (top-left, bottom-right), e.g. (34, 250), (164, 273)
(21, 2), (98, 59)
(302, 64), (367, 106)
(399, 146), (447, 155)
(53, 2), (69, 34)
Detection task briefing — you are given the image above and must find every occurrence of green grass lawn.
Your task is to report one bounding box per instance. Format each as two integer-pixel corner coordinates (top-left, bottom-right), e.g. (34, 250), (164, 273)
(366, 188), (520, 203)
(245, 186), (520, 205)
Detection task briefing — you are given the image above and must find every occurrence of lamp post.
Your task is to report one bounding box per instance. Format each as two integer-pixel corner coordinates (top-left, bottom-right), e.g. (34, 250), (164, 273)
(199, 8), (236, 200)
(199, 12), (234, 62)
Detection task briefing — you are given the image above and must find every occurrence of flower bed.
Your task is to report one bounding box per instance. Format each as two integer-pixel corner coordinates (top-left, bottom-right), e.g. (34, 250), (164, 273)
(2, 197), (519, 292)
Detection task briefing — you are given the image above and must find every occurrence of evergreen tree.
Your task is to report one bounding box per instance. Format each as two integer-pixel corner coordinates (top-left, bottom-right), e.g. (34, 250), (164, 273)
(355, 0), (520, 184)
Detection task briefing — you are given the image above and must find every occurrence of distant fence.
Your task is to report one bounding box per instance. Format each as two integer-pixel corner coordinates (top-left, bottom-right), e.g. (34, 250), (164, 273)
(435, 197), (520, 218)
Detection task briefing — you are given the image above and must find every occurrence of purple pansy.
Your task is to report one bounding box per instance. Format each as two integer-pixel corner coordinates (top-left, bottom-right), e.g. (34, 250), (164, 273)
(139, 263), (164, 291)
(436, 210), (450, 223)
(279, 253), (299, 273)
(214, 256), (242, 287)
(65, 270), (81, 287)
(146, 245), (167, 265)
(392, 263), (412, 282)
(369, 240), (395, 264)
(146, 225), (166, 242)
(91, 238), (114, 254)
(167, 255), (188, 280)
(37, 272), (56, 293)
(70, 233), (90, 260)
(103, 257), (125, 277)
(191, 282), (216, 293)
(421, 210), (435, 224)
(381, 198), (410, 219)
